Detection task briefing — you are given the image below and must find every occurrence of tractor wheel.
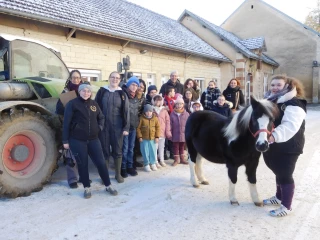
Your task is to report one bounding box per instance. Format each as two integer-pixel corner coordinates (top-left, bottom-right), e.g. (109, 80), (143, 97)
(0, 112), (57, 198)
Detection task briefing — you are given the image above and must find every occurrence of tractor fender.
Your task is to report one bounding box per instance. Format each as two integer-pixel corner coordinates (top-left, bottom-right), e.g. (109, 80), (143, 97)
(0, 101), (52, 115)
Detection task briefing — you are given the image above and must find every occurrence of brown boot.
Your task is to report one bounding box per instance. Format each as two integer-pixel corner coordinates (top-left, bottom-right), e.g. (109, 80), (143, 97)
(180, 154), (188, 164)
(172, 155), (180, 166)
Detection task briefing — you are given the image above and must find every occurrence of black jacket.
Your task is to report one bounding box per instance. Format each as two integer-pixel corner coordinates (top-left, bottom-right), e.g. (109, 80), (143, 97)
(222, 86), (245, 110)
(159, 79), (184, 95)
(211, 103), (232, 118)
(62, 97), (105, 143)
(269, 98), (306, 154)
(95, 87), (129, 132)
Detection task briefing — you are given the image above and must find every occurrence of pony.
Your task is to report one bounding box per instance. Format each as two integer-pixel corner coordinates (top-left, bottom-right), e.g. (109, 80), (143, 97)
(185, 97), (279, 206)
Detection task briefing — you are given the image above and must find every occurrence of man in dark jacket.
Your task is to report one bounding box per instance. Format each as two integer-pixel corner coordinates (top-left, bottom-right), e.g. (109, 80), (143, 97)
(145, 85), (157, 105)
(121, 76), (142, 178)
(95, 71), (130, 183)
(159, 71), (184, 96)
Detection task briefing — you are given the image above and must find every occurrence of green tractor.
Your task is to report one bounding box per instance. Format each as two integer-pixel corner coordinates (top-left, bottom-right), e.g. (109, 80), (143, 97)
(0, 34), (90, 198)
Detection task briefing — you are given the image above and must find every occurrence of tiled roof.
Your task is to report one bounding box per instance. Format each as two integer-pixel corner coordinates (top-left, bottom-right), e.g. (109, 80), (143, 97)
(178, 10), (278, 67)
(0, 0), (231, 62)
(240, 37), (265, 50)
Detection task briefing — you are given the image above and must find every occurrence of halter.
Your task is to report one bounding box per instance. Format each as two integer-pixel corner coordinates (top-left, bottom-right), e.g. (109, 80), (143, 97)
(249, 124), (274, 138)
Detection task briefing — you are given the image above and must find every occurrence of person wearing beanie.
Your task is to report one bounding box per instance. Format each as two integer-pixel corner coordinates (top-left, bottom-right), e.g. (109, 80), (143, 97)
(170, 96), (190, 166)
(95, 71), (130, 184)
(63, 80), (118, 199)
(137, 104), (160, 172)
(56, 70), (83, 189)
(126, 76), (140, 88)
(146, 85), (158, 105)
(120, 76), (142, 178)
(78, 82), (92, 93)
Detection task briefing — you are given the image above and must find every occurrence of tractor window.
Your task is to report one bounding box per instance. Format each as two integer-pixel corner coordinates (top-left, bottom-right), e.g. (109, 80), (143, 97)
(11, 40), (69, 80)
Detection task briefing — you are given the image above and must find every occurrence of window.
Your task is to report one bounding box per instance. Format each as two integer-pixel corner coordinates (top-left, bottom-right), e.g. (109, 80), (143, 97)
(133, 72), (142, 78)
(69, 68), (101, 82)
(194, 77), (205, 93)
(11, 40), (69, 80)
(161, 75), (169, 85)
(146, 73), (156, 88)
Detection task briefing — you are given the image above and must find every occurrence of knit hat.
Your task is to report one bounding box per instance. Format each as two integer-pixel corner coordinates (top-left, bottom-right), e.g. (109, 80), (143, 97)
(78, 82), (92, 93)
(126, 76), (140, 87)
(144, 104), (153, 113)
(191, 101), (201, 107)
(147, 85), (157, 94)
(174, 96), (184, 104)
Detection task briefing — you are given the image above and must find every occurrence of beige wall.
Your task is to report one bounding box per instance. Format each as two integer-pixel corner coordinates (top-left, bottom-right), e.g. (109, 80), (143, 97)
(181, 14), (275, 100)
(0, 13), (221, 91)
(221, 0), (318, 102)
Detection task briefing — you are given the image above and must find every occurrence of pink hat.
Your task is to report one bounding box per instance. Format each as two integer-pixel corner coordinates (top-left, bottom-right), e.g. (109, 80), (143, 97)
(174, 97), (184, 104)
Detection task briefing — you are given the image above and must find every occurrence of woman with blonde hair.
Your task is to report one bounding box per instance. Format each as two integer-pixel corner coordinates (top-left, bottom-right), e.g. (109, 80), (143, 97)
(263, 75), (306, 217)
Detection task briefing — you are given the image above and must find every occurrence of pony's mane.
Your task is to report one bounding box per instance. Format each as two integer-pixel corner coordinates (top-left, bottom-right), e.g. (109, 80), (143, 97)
(224, 99), (276, 143)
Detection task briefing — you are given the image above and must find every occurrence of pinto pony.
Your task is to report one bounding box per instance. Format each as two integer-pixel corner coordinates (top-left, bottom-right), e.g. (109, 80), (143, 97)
(185, 97), (278, 206)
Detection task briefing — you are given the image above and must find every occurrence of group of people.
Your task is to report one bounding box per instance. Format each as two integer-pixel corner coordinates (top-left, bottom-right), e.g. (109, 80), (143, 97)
(56, 69), (306, 219)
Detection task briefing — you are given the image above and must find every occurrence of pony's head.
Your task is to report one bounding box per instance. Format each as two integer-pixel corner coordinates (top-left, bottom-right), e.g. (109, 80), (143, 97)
(224, 96), (279, 152)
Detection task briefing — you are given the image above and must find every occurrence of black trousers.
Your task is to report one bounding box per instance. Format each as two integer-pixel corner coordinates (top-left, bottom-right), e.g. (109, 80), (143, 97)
(69, 138), (111, 188)
(100, 127), (124, 161)
(263, 150), (299, 184)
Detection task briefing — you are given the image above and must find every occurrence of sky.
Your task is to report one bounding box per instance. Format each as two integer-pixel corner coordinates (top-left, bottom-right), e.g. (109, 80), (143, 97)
(127, 0), (317, 25)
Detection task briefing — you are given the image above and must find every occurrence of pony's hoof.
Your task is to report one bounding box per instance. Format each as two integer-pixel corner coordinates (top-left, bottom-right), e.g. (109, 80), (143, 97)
(230, 200), (239, 206)
(254, 201), (264, 207)
(193, 184), (200, 188)
(200, 180), (209, 185)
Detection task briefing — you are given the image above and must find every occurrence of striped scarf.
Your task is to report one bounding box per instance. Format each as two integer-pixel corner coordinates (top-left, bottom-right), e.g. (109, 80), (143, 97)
(204, 87), (221, 110)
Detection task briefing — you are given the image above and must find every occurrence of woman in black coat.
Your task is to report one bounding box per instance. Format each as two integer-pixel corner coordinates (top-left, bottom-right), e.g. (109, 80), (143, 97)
(63, 83), (118, 199)
(222, 78), (245, 112)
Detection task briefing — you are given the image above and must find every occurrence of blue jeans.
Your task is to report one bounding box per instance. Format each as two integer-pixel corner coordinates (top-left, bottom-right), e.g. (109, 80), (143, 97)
(122, 129), (136, 169)
(69, 138), (111, 188)
(140, 140), (156, 166)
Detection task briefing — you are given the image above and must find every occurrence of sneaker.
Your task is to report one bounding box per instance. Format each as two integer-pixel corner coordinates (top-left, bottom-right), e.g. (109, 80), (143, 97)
(127, 168), (138, 176)
(69, 182), (78, 189)
(84, 187), (91, 199)
(121, 169), (128, 178)
(144, 165), (152, 172)
(155, 162), (162, 168)
(160, 161), (167, 167)
(263, 196), (281, 206)
(106, 185), (118, 196)
(150, 164), (157, 171)
(269, 205), (292, 217)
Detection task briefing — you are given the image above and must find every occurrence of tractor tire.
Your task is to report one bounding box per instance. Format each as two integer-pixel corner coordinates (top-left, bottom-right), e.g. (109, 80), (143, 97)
(0, 112), (57, 198)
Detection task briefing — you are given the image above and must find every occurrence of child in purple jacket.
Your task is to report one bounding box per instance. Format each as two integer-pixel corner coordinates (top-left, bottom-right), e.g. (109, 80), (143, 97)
(170, 96), (189, 166)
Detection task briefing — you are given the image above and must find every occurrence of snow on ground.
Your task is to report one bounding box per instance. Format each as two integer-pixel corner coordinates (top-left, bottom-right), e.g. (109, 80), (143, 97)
(1, 106), (320, 240)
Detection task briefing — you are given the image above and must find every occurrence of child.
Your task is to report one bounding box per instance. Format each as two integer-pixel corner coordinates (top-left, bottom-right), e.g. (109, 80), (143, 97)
(137, 104), (160, 172)
(211, 95), (232, 117)
(164, 86), (176, 114)
(152, 94), (172, 167)
(170, 96), (190, 166)
(190, 101), (203, 113)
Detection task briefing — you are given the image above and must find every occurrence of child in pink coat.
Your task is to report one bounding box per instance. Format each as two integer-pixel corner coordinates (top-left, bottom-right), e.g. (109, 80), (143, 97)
(170, 96), (189, 166)
(152, 94), (172, 167)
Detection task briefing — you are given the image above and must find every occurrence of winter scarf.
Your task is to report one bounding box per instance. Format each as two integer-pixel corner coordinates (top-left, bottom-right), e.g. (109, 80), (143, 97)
(67, 81), (80, 92)
(204, 87), (221, 109)
(164, 95), (176, 114)
(264, 84), (290, 102)
(174, 107), (185, 114)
